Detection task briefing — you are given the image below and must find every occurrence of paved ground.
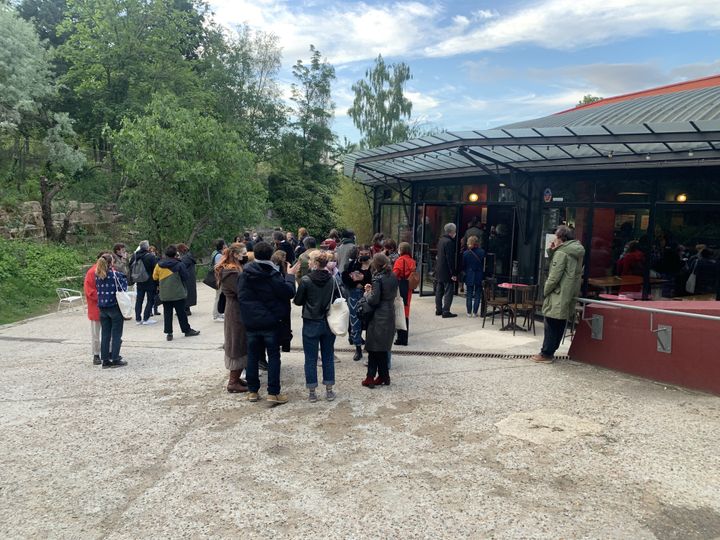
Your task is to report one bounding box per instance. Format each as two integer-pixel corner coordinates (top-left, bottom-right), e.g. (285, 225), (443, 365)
(1, 286), (720, 539)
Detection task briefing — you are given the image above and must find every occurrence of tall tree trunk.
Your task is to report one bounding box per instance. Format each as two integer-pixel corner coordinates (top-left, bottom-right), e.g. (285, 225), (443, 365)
(40, 175), (63, 241)
(57, 209), (75, 243)
(186, 216), (210, 248)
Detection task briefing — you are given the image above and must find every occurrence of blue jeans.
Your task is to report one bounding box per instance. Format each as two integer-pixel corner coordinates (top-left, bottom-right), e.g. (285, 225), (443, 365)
(347, 288), (364, 345)
(135, 281), (156, 322)
(99, 305), (124, 361)
(246, 329), (281, 395)
(302, 318), (336, 388)
(465, 283), (483, 314)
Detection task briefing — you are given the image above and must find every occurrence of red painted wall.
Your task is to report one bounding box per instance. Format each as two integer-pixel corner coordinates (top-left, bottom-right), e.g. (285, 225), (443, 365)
(569, 301), (720, 395)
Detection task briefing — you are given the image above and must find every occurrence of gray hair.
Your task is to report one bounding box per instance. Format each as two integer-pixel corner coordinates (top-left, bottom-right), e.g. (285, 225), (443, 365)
(555, 225), (574, 241)
(444, 223), (457, 234)
(139, 240), (150, 250)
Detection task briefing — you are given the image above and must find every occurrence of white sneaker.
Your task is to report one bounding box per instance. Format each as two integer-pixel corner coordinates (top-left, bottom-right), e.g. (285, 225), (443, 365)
(143, 319), (158, 325)
(466, 313), (472, 318)
(135, 320), (143, 325)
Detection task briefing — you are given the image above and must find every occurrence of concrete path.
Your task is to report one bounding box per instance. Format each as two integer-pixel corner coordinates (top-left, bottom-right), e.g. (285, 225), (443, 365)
(1, 287), (719, 539)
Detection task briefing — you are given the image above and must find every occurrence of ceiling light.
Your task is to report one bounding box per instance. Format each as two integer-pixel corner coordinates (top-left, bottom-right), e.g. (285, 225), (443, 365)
(676, 193), (688, 202)
(688, 150), (694, 157)
(468, 192), (479, 202)
(645, 154), (651, 160)
(499, 183), (507, 188)
(608, 151), (614, 159)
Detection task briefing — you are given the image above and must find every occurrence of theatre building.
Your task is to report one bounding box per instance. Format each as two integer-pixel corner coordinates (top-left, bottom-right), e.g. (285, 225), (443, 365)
(345, 75), (720, 301)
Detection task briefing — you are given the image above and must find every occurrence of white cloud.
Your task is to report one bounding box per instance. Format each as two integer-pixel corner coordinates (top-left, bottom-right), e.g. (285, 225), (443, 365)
(425, 0), (720, 57)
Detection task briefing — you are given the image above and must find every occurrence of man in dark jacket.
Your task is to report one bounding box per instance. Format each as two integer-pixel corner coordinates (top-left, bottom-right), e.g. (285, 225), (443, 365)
(237, 241), (298, 404)
(152, 245), (200, 341)
(335, 229), (356, 274)
(272, 230), (296, 264)
(129, 240), (158, 325)
(435, 223), (458, 318)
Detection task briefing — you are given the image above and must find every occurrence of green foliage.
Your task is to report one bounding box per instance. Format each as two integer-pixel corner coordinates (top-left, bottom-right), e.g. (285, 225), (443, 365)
(577, 94), (603, 106)
(0, 238), (85, 323)
(334, 175), (373, 243)
(0, 3), (54, 131)
(348, 54), (413, 148)
(114, 94), (265, 249)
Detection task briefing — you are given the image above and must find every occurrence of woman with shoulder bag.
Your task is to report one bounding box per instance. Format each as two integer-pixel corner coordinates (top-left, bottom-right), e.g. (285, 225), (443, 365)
(94, 253), (128, 369)
(294, 251), (338, 402)
(462, 235), (486, 317)
(361, 253), (398, 388)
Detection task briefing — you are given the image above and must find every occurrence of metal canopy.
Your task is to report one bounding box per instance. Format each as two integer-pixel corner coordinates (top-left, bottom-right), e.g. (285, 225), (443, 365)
(344, 120), (720, 184)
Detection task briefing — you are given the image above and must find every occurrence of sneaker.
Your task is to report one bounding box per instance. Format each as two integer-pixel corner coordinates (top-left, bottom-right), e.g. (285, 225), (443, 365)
(308, 390), (318, 403)
(466, 313), (473, 318)
(435, 310), (443, 316)
(135, 320), (143, 325)
(92, 355), (101, 366)
(143, 319), (158, 325)
(153, 310), (161, 316)
(247, 392), (259, 402)
(184, 329), (200, 337)
(267, 394), (288, 405)
(110, 359), (128, 368)
(101, 360), (112, 369)
(325, 386), (336, 401)
(166, 334), (173, 341)
(473, 313), (479, 318)
(531, 354), (554, 364)
(442, 312), (458, 318)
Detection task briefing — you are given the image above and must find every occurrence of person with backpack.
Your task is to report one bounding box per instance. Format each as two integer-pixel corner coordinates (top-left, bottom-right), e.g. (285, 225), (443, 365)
(210, 238), (226, 320)
(177, 243), (197, 316)
(152, 245), (201, 341)
(129, 240), (158, 325)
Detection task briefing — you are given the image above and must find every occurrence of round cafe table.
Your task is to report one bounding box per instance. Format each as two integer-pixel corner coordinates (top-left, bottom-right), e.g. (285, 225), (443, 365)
(497, 282), (529, 332)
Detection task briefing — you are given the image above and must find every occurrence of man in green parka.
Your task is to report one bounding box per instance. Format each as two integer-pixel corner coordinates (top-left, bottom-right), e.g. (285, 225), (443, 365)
(532, 225), (585, 364)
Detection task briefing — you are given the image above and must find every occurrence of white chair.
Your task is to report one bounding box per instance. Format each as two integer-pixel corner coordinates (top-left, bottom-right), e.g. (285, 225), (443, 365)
(56, 288), (84, 312)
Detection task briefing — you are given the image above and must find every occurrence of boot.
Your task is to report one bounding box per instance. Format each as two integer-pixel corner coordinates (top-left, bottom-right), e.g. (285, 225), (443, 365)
(361, 376), (375, 388)
(353, 346), (362, 362)
(227, 370), (248, 393)
(373, 375), (391, 386)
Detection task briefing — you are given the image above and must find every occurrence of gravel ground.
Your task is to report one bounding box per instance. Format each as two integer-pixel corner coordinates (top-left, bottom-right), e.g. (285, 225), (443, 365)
(1, 289), (719, 539)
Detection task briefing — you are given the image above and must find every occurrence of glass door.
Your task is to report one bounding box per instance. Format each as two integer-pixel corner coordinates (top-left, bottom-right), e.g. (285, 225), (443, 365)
(484, 205), (517, 283)
(414, 204), (459, 296)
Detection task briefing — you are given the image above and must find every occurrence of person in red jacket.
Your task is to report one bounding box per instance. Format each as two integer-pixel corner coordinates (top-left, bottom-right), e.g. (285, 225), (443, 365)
(392, 242), (416, 346)
(617, 240), (646, 293)
(83, 252), (107, 366)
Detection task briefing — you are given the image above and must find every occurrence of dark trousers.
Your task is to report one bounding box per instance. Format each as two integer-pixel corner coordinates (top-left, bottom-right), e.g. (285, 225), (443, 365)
(367, 351), (389, 380)
(163, 299), (190, 335)
(247, 329), (281, 395)
(99, 305), (124, 361)
(395, 318), (409, 345)
(435, 280), (454, 314)
(134, 281), (156, 322)
(541, 316), (567, 358)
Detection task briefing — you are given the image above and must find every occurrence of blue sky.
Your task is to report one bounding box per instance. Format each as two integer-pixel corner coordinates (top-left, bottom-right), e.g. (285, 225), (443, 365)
(209, 0), (720, 143)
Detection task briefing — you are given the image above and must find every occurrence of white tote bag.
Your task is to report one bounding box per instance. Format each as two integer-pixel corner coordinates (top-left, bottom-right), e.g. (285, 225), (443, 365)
(685, 260), (697, 294)
(394, 291), (407, 331)
(327, 279), (349, 336)
(113, 272), (135, 320)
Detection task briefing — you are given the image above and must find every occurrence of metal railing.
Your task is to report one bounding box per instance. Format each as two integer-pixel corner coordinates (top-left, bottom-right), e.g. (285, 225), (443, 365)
(576, 298), (720, 322)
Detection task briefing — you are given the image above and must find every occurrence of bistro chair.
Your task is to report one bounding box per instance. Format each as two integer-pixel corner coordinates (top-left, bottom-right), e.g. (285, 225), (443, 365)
(481, 279), (509, 328)
(508, 284), (537, 336)
(56, 288), (84, 313)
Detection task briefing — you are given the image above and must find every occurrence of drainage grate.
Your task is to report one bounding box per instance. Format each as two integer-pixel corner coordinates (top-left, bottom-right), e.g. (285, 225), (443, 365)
(320, 347), (569, 361)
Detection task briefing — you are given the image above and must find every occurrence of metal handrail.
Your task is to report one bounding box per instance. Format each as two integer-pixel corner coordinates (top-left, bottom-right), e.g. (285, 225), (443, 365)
(576, 297), (720, 323)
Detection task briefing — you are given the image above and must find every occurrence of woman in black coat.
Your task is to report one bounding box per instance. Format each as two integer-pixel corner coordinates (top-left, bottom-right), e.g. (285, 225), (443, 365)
(177, 243), (197, 315)
(361, 253), (398, 388)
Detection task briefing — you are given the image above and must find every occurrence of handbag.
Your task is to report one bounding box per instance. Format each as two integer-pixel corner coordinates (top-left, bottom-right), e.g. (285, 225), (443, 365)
(404, 258), (420, 291)
(685, 259), (698, 294)
(394, 290), (407, 331)
(113, 271), (135, 320)
(327, 279), (349, 336)
(202, 269), (218, 290)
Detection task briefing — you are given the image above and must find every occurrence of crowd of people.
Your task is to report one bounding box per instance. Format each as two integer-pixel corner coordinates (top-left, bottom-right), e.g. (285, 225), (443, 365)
(81, 227), (419, 403)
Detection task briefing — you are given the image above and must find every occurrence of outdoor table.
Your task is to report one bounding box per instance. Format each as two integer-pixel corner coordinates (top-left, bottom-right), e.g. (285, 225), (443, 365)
(588, 276), (668, 294)
(598, 293), (635, 301)
(497, 282), (529, 332)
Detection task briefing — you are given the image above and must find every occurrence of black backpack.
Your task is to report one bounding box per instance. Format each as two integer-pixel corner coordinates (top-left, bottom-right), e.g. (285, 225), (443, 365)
(130, 254), (150, 283)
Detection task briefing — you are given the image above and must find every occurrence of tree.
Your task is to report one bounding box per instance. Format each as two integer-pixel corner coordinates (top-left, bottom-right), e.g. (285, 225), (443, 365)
(269, 45), (337, 235)
(348, 54), (413, 149)
(577, 94), (603, 106)
(114, 95), (264, 249)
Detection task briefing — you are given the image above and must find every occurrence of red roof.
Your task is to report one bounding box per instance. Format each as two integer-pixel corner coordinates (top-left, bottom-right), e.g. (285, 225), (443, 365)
(556, 73), (720, 115)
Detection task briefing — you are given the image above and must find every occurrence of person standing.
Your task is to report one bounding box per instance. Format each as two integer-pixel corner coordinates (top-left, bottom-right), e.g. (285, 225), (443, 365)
(335, 229), (356, 276)
(94, 254), (128, 369)
(271, 249), (293, 353)
(435, 223), (458, 318)
(392, 242), (416, 346)
(342, 248), (372, 361)
(149, 245), (161, 316)
(294, 251), (337, 402)
(129, 240), (158, 325)
(112, 243), (129, 277)
(83, 252), (105, 365)
(237, 241), (298, 404)
(272, 230), (296, 264)
(531, 225), (585, 364)
(462, 235), (485, 317)
(211, 239), (226, 320)
(177, 243), (197, 316)
(153, 245), (200, 341)
(215, 243), (249, 393)
(361, 253), (398, 388)
(370, 233), (384, 255)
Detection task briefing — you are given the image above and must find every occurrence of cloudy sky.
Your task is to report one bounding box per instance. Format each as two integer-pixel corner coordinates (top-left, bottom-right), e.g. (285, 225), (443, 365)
(209, 0), (720, 143)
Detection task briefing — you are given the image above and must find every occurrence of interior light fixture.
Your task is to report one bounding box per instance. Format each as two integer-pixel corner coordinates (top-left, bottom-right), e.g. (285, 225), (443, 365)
(688, 150), (694, 157)
(468, 192), (479, 202)
(676, 193), (688, 202)
(645, 154), (651, 160)
(608, 150), (614, 159)
(499, 182), (507, 188)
